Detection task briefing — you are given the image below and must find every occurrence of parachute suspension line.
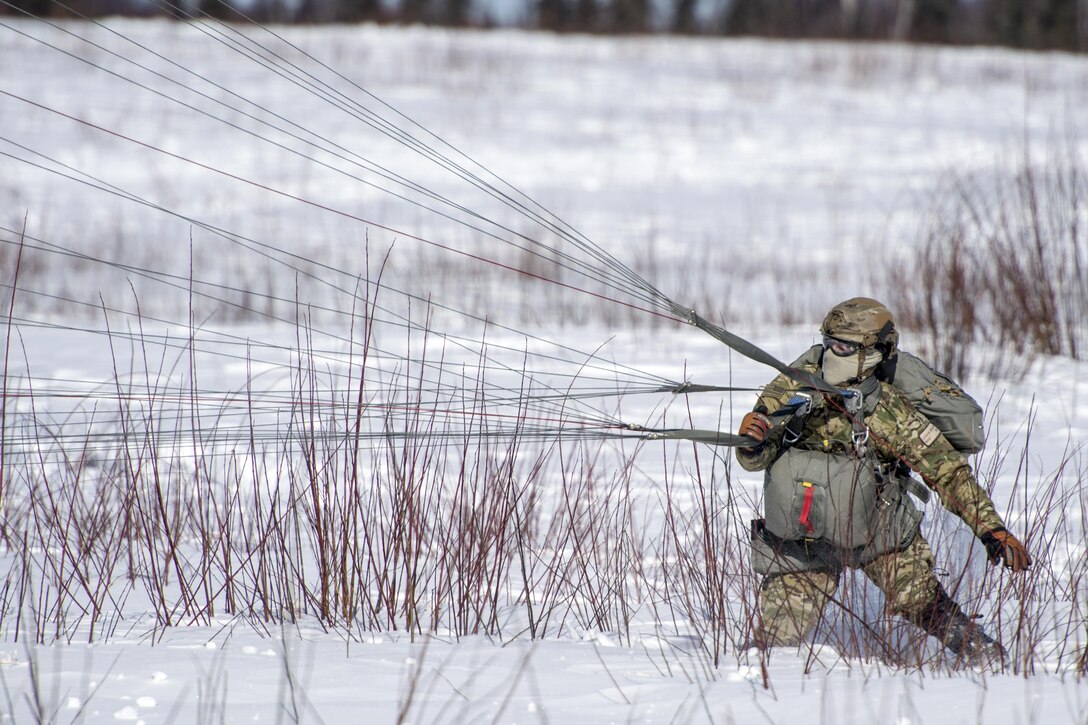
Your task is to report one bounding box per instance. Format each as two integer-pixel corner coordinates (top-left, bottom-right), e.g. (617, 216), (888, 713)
(0, 231), (668, 431)
(0, 16), (779, 400)
(156, 0), (667, 307)
(0, 155), (670, 446)
(0, 315), (638, 450)
(0, 223), (668, 392)
(0, 111), (674, 354)
(0, 180), (696, 435)
(0, 15), (795, 451)
(0, 183), (672, 400)
(0, 12), (658, 308)
(5, 3), (664, 310)
(1, 18), (789, 376)
(0, 90), (675, 334)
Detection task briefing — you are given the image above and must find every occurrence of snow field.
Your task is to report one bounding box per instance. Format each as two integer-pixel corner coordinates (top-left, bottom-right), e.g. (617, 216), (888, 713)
(1, 18), (1087, 724)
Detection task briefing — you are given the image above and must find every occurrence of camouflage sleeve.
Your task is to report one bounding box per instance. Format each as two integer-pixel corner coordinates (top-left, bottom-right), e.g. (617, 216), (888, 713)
(734, 372), (800, 472)
(871, 388), (1006, 538)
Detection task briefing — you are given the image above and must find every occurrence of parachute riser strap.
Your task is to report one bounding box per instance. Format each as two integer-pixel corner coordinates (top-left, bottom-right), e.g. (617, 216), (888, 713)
(671, 304), (840, 396)
(653, 381), (760, 395)
(626, 425), (757, 447)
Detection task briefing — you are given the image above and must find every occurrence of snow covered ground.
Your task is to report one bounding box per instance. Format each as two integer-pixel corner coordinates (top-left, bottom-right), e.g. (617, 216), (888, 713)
(1, 18), (1087, 724)
(5, 629), (1087, 724)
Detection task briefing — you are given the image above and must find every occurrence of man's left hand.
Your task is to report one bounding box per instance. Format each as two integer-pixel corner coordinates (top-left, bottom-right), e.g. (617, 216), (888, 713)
(980, 528), (1032, 572)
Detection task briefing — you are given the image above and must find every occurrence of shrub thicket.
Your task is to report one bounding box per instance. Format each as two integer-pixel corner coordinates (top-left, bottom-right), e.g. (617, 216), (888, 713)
(891, 143), (1087, 380)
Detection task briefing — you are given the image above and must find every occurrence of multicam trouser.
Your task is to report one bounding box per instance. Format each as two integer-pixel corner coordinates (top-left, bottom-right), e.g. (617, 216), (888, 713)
(758, 533), (940, 646)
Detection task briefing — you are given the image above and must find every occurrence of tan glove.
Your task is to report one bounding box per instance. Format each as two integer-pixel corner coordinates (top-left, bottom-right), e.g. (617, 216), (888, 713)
(980, 528), (1032, 572)
(738, 411), (773, 448)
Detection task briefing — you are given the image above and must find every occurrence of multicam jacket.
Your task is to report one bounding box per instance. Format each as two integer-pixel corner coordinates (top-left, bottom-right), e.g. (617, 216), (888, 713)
(737, 360), (1006, 540)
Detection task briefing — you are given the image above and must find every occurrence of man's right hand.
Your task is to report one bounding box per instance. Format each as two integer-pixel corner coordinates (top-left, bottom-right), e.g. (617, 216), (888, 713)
(738, 411), (773, 448)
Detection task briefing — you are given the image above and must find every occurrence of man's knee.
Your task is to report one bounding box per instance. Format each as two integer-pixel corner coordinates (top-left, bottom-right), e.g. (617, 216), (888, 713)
(884, 574), (939, 617)
(758, 571), (837, 646)
(868, 537), (940, 617)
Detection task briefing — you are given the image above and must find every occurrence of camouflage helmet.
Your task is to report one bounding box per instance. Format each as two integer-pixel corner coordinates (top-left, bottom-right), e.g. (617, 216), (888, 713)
(820, 297), (899, 355)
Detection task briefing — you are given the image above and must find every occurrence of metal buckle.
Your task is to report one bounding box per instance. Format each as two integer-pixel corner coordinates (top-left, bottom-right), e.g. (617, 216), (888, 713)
(782, 392), (813, 445)
(841, 387), (863, 415)
(842, 387), (870, 452)
(786, 392), (813, 416)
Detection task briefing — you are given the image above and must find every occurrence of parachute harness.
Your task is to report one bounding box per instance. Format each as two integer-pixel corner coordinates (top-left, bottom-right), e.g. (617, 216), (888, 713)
(842, 387), (870, 457)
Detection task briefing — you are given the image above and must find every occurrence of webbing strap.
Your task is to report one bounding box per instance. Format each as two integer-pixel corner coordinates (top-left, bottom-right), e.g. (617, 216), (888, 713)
(653, 382), (760, 395)
(637, 428), (757, 447)
(669, 304), (841, 396)
(901, 475), (932, 503)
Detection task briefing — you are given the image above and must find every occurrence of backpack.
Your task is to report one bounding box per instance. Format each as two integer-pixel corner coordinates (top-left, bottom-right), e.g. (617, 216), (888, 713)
(792, 346), (986, 454)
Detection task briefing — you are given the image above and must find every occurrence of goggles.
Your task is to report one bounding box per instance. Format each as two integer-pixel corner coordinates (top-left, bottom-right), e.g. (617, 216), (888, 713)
(822, 334), (866, 357)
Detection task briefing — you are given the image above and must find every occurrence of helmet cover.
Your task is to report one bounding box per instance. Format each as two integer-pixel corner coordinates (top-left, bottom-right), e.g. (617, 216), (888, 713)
(819, 297), (899, 354)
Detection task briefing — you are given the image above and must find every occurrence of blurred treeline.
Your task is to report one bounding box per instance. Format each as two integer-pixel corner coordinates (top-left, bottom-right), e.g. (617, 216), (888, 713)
(4, 0), (1086, 54)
